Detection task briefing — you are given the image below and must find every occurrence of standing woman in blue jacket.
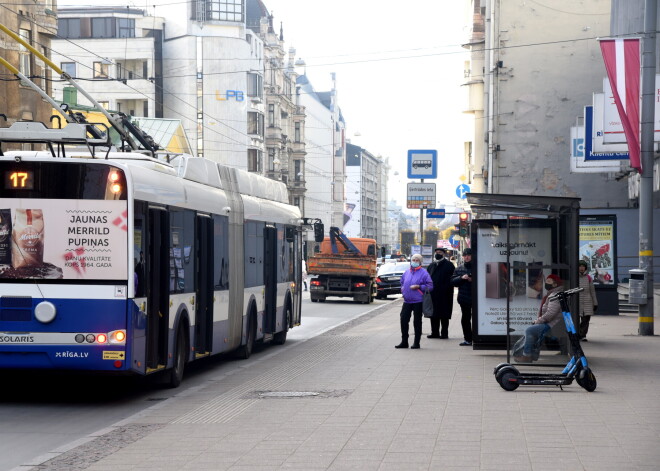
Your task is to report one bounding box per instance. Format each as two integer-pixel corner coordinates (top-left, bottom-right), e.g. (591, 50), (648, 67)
(396, 253), (434, 349)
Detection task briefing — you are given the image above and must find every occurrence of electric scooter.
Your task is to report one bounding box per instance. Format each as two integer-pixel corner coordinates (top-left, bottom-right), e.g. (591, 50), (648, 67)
(493, 287), (597, 392)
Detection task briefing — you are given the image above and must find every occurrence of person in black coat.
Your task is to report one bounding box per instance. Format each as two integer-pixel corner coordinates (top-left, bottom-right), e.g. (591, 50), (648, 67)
(451, 248), (473, 346)
(426, 247), (455, 338)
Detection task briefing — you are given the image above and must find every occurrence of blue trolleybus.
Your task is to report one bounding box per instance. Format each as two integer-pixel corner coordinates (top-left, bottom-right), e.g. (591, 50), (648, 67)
(0, 121), (304, 387)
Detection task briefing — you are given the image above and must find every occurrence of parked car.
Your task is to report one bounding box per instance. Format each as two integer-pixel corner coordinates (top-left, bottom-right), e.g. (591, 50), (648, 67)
(375, 262), (409, 299)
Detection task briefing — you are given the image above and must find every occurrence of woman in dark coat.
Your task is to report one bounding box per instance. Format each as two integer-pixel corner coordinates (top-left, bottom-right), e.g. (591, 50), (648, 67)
(426, 248), (455, 338)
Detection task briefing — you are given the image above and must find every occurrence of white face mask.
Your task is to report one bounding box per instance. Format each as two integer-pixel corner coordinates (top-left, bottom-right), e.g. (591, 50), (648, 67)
(411, 261), (421, 268)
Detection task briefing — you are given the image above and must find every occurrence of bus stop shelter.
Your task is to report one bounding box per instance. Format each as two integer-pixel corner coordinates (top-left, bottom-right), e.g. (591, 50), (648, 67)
(466, 193), (580, 366)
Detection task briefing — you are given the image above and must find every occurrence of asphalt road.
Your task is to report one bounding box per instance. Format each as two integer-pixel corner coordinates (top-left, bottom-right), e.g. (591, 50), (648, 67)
(0, 293), (400, 471)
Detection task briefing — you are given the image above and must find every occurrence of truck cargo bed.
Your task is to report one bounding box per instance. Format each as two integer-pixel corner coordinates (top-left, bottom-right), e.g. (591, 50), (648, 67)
(308, 254), (376, 278)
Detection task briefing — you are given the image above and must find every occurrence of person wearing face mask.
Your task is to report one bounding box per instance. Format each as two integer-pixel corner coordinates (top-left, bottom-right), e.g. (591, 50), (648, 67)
(396, 253), (434, 349)
(451, 248), (473, 346)
(426, 247), (455, 339)
(514, 274), (564, 363)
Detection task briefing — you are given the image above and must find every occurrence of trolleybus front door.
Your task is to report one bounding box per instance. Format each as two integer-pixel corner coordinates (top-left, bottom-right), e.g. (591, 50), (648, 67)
(195, 214), (213, 355)
(146, 207), (170, 370)
(263, 225), (277, 333)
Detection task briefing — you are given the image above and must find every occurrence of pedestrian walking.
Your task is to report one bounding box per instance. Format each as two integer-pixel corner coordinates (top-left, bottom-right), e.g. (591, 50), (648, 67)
(396, 253), (433, 349)
(426, 247), (454, 339)
(302, 259), (308, 291)
(514, 274), (564, 362)
(451, 248), (473, 346)
(578, 260), (598, 340)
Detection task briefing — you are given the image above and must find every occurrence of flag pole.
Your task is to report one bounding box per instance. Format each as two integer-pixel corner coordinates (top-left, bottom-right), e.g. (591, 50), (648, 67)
(638, 0), (656, 335)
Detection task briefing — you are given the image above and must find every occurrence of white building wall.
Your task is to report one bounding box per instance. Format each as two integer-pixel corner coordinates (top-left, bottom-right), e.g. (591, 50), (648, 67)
(343, 165), (361, 237)
(300, 93), (334, 232)
(51, 14), (160, 117)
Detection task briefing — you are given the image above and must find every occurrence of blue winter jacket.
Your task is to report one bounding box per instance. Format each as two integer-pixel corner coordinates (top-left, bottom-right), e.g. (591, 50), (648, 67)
(400, 266), (434, 303)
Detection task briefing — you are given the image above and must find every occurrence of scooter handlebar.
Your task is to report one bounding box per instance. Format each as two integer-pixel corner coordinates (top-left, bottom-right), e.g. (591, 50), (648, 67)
(547, 287), (583, 302)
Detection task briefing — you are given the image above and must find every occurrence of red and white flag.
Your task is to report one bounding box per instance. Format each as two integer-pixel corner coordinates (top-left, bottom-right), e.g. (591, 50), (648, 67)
(599, 38), (641, 172)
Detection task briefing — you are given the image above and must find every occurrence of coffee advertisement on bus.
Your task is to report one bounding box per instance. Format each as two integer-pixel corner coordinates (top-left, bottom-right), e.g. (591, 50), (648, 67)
(0, 199), (128, 280)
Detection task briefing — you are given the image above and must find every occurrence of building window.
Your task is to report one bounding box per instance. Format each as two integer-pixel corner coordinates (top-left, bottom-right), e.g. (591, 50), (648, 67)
(93, 62), (109, 78)
(143, 101), (149, 117)
(294, 122), (301, 142)
(58, 18), (81, 38)
(117, 18), (135, 38)
(206, 0), (244, 22)
(294, 197), (300, 208)
(143, 61), (148, 78)
(294, 160), (302, 181)
(247, 73), (262, 98)
(18, 29), (31, 77)
(91, 17), (113, 38)
(247, 112), (264, 136)
(267, 147), (276, 171)
(61, 62), (76, 77)
(98, 101), (109, 109)
(248, 149), (262, 172)
(268, 104), (275, 127)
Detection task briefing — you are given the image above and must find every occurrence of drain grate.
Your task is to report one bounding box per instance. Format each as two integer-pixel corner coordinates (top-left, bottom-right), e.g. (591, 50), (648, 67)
(247, 389), (352, 399)
(259, 391), (320, 398)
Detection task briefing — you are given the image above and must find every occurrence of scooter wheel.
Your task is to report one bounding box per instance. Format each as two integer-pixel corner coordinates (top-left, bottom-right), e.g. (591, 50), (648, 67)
(493, 362), (512, 375)
(576, 367), (597, 392)
(496, 367), (520, 391)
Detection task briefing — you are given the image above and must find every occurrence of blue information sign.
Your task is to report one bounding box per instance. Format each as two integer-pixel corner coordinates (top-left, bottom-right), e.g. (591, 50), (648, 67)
(426, 209), (445, 218)
(456, 184), (470, 199)
(407, 150), (437, 179)
(448, 235), (460, 248)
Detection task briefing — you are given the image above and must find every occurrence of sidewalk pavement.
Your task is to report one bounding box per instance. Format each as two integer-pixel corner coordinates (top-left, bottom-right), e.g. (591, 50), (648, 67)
(21, 300), (660, 471)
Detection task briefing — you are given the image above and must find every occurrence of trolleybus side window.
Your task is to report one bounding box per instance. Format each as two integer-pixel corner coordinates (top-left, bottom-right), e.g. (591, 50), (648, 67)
(244, 220), (264, 288)
(134, 201), (147, 297)
(213, 214), (229, 290)
(169, 208), (196, 293)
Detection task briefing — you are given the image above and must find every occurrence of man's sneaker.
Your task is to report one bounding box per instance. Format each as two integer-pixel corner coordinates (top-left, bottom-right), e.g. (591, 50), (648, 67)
(459, 341), (472, 346)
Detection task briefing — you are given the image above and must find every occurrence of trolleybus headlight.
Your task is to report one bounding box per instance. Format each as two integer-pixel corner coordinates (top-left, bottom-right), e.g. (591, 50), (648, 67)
(34, 301), (57, 323)
(108, 171), (121, 183)
(110, 183), (122, 194)
(96, 333), (108, 343)
(86, 334), (96, 343)
(109, 330), (126, 344)
(75, 334), (85, 343)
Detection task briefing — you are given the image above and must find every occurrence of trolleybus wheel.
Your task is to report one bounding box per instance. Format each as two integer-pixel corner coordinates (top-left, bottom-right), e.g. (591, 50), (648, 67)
(237, 311), (256, 359)
(168, 325), (187, 388)
(576, 367), (597, 392)
(272, 303), (290, 345)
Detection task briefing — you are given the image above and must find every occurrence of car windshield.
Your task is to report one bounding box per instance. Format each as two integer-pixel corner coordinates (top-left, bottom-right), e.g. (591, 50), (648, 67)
(378, 262), (410, 275)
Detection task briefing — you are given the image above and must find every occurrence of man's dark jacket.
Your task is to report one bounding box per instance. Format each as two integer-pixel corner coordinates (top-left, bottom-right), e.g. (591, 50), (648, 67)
(451, 263), (472, 305)
(426, 258), (455, 318)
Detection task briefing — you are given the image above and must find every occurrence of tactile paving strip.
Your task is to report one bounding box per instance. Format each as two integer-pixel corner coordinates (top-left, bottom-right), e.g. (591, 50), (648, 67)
(172, 335), (360, 424)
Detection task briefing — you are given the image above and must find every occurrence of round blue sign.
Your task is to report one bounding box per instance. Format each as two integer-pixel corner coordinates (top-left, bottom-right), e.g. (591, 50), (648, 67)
(456, 184), (470, 199)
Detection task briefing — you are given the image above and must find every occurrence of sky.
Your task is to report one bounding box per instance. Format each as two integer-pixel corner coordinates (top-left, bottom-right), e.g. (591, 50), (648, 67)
(58, 0), (472, 215)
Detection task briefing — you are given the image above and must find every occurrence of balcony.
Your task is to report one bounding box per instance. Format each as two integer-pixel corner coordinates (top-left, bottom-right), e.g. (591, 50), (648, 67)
(292, 141), (306, 155)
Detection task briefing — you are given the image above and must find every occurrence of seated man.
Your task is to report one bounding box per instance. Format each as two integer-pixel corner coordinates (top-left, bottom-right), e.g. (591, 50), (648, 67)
(514, 274), (564, 362)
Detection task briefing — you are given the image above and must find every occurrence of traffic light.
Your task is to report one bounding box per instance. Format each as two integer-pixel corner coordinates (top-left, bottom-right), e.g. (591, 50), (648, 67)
(458, 212), (469, 237)
(313, 222), (325, 242)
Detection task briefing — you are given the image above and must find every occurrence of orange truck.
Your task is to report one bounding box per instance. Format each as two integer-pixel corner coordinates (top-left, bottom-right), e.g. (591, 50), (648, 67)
(308, 227), (378, 304)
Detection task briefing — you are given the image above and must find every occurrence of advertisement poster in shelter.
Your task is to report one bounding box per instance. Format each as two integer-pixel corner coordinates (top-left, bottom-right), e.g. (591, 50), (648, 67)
(475, 221), (553, 336)
(0, 199), (128, 280)
(579, 216), (615, 285)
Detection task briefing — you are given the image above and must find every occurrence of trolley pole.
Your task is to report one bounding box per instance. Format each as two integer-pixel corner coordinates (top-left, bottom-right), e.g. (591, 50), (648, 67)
(638, 0), (655, 335)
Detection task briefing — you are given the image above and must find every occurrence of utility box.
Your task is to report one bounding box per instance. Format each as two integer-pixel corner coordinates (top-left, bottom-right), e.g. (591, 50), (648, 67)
(628, 269), (648, 304)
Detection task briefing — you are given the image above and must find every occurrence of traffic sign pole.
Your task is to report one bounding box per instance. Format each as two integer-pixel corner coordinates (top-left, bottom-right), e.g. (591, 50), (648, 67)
(419, 179), (424, 246)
